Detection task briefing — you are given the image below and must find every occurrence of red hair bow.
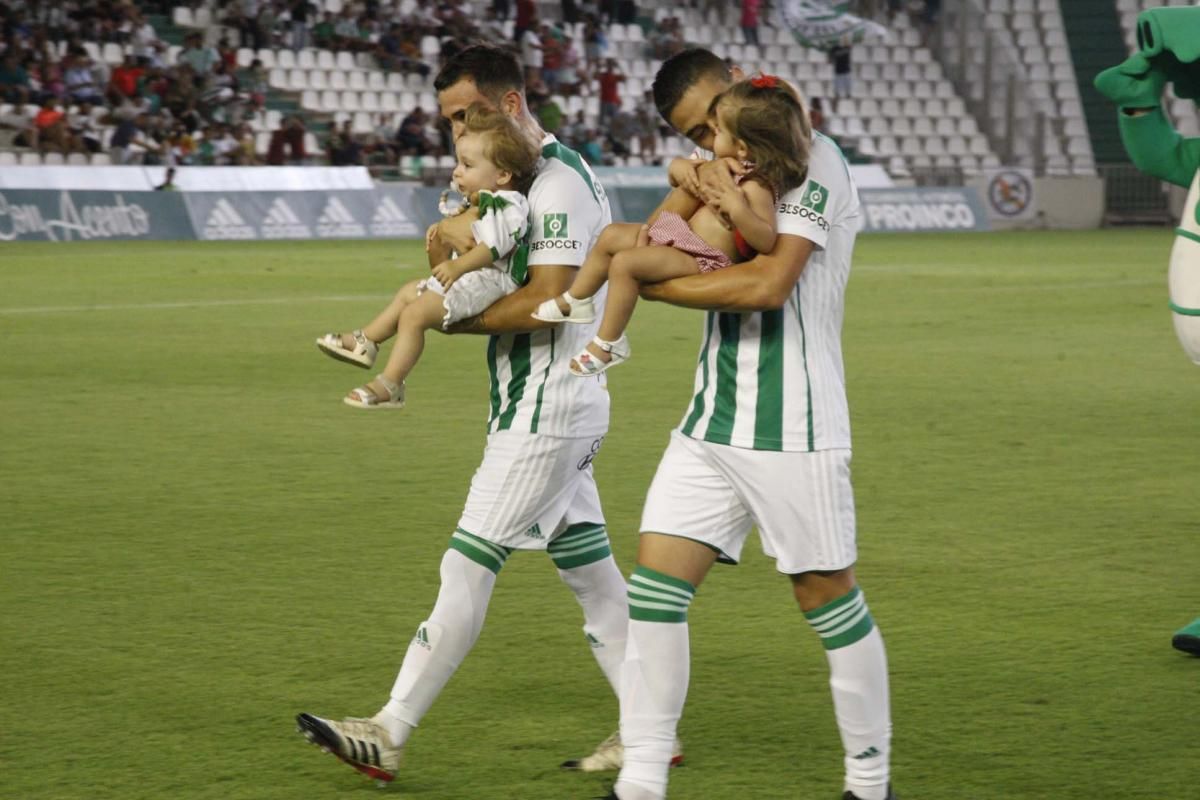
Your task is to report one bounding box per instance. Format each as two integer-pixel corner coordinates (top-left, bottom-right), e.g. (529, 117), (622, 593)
(750, 74), (779, 89)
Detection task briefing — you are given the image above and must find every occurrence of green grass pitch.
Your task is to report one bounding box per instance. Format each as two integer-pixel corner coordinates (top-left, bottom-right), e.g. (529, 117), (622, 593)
(1, 230), (1195, 799)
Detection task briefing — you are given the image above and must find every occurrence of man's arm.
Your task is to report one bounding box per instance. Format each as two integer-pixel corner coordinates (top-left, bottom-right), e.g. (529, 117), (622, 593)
(445, 263), (574, 334)
(640, 233), (815, 312)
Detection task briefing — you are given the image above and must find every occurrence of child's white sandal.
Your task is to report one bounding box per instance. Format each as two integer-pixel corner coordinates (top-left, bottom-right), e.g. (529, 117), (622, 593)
(316, 329), (378, 369)
(344, 375), (406, 409)
(569, 335), (631, 376)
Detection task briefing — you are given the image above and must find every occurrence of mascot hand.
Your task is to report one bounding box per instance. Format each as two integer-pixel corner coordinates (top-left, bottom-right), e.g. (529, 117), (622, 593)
(1094, 53), (1166, 110)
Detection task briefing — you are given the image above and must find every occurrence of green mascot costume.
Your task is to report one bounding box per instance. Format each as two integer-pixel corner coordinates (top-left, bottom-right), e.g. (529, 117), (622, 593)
(1095, 6), (1200, 656)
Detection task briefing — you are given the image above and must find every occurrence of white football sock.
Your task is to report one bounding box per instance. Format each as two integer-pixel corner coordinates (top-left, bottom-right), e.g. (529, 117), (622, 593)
(557, 555), (629, 695)
(805, 587), (891, 800)
(376, 549), (496, 745)
(616, 566), (696, 800)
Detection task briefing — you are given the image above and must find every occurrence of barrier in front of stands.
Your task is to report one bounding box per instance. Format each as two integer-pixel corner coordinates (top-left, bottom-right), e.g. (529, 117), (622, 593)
(0, 182), (989, 242)
(858, 187), (990, 233)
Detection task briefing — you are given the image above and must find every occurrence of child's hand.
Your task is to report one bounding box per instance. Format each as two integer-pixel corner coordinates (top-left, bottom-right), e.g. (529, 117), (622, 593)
(709, 183), (749, 221)
(667, 157), (702, 196)
(431, 260), (463, 290)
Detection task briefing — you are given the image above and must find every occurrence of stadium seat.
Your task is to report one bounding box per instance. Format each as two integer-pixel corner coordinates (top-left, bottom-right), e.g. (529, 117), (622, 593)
(277, 49), (296, 69)
(288, 69), (307, 90)
(339, 91), (360, 111)
(172, 7), (193, 27)
(297, 49), (317, 70)
(970, 136), (991, 156)
(361, 92), (379, 112)
(349, 71), (367, 91)
(329, 71), (348, 90)
(194, 7), (212, 28)
(381, 92), (399, 112)
(317, 50), (335, 70)
(336, 52), (356, 72)
(876, 135), (899, 157)
(301, 90), (320, 111)
(237, 48), (255, 68)
(368, 72), (387, 92)
(19, 151), (41, 165)
(0, 151), (17, 165)
(309, 70), (328, 90)
(102, 42), (124, 64)
(320, 90), (340, 112)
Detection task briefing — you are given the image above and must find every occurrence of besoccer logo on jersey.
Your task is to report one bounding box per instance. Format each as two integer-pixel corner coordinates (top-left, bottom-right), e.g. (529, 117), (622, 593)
(801, 181), (829, 214)
(544, 213), (568, 238)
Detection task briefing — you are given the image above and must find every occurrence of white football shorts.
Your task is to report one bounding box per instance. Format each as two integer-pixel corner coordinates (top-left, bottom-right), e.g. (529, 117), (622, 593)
(640, 431), (857, 574)
(456, 431), (606, 549)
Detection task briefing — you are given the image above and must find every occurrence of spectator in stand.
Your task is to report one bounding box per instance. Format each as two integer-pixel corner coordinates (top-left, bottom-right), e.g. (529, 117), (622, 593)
(0, 101), (37, 148)
(514, 0), (536, 43)
(580, 126), (605, 165)
(255, 2), (278, 51)
(64, 53), (104, 104)
(201, 59), (239, 117)
(396, 106), (432, 155)
(0, 51), (30, 103)
(477, 8), (506, 41)
(236, 122), (259, 164)
(68, 101), (102, 152)
(333, 9), (361, 51)
(290, 0), (315, 51)
(494, 0), (511, 22)
(829, 35), (852, 112)
(107, 53), (142, 105)
(536, 89), (564, 134)
(562, 0), (580, 24)
(110, 112), (160, 164)
(917, 0), (941, 46)
(741, 0), (760, 46)
(583, 15), (606, 73)
(633, 103), (657, 163)
(235, 0), (266, 50)
(328, 118), (362, 166)
(648, 16), (686, 60)
(267, 115), (307, 165)
(606, 108), (638, 158)
(809, 96), (828, 135)
(557, 36), (582, 96)
(33, 97), (74, 153)
(563, 108), (588, 150)
(240, 58), (269, 112)
(541, 22), (563, 93)
(217, 38), (238, 71)
(597, 57), (624, 124)
(178, 32), (218, 77)
(520, 18), (543, 86)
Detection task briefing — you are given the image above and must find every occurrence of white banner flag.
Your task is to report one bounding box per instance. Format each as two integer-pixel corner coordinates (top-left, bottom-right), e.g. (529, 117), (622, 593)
(779, 0), (889, 50)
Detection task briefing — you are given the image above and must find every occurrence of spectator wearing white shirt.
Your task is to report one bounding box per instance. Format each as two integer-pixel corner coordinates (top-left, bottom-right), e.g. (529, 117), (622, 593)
(520, 19), (543, 86)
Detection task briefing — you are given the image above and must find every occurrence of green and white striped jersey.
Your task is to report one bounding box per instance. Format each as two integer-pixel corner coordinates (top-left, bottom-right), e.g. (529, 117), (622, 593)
(486, 134), (613, 437)
(679, 133), (858, 452)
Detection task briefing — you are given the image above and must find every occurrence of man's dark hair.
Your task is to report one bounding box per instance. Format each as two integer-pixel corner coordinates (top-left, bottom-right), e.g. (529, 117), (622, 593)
(651, 48), (732, 120)
(433, 43), (524, 101)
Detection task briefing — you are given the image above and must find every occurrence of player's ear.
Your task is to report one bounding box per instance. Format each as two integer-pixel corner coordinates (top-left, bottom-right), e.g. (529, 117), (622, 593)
(500, 89), (523, 117)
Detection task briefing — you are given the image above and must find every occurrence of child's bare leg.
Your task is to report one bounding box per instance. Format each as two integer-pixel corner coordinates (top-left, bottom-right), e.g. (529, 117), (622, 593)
(354, 278), (424, 346)
(558, 222), (646, 312)
(587, 245), (701, 362)
(350, 289), (446, 401)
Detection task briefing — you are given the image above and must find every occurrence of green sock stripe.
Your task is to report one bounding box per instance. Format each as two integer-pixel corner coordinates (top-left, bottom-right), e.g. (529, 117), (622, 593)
(549, 522), (607, 548)
(803, 586), (862, 624)
(548, 523), (611, 569)
(818, 609), (875, 650)
(627, 569), (695, 623)
(1169, 300), (1200, 316)
(550, 540), (612, 569)
(449, 528), (513, 574)
(804, 588), (876, 650)
(631, 565), (696, 597)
